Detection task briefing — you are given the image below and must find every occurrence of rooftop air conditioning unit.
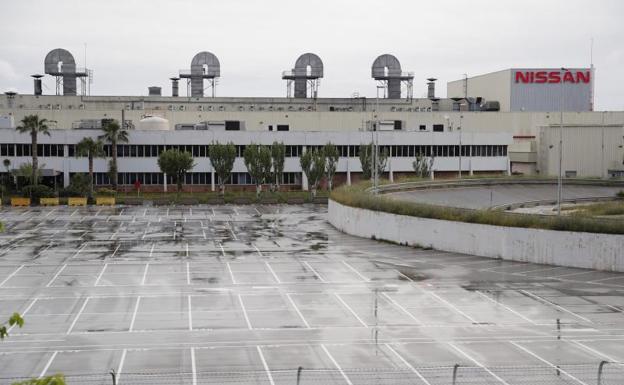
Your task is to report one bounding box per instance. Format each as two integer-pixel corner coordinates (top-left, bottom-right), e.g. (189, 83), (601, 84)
(179, 105), (185, 111)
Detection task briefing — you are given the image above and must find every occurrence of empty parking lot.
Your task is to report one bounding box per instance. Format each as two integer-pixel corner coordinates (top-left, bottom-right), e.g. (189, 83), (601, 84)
(0, 204), (623, 384)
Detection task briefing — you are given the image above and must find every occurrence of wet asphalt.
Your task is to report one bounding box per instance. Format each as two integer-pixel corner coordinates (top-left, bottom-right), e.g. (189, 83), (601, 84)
(0, 204), (623, 384)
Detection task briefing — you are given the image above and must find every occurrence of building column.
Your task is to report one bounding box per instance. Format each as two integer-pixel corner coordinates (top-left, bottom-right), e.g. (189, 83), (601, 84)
(163, 173), (167, 192)
(388, 158), (394, 183)
(301, 146), (309, 191)
(211, 170), (215, 192)
(63, 145), (70, 187)
(346, 158), (351, 186)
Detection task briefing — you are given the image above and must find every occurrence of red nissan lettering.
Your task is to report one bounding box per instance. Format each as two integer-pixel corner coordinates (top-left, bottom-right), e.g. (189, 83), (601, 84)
(548, 72), (560, 83)
(534, 71), (547, 83)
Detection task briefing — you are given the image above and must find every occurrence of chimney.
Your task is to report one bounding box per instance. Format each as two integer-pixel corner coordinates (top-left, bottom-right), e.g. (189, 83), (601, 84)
(170, 77), (179, 97)
(427, 78), (437, 99)
(32, 74), (43, 96)
(148, 86), (162, 96)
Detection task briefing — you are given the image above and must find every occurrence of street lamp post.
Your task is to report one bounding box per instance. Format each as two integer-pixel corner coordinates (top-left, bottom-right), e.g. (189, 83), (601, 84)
(458, 114), (463, 179)
(557, 68), (568, 216)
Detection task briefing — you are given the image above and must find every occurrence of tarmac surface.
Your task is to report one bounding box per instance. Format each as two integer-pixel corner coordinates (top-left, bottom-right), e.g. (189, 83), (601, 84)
(0, 204), (624, 384)
(388, 184), (622, 210)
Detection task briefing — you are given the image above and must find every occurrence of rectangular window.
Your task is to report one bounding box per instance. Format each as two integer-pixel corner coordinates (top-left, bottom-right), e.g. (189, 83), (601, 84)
(419, 125), (426, 131)
(225, 121), (241, 131)
(433, 124), (444, 132)
(277, 124), (289, 131)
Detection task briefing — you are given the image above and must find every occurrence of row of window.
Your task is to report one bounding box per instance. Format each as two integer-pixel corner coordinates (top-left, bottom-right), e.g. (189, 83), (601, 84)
(80, 172), (302, 186)
(2, 144), (508, 158)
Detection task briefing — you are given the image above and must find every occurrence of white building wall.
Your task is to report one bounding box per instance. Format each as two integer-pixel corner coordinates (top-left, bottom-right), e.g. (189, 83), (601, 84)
(447, 70), (512, 111)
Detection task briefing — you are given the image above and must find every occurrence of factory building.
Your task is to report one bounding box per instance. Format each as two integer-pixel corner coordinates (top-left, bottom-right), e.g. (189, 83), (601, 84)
(0, 48), (622, 191)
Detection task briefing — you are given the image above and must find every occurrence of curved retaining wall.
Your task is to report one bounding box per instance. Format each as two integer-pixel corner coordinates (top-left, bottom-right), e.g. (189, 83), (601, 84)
(329, 199), (624, 272)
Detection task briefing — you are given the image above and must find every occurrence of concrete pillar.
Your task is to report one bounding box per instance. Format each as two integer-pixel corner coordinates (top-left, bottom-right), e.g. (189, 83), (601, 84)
(63, 145), (70, 187)
(430, 169), (435, 180)
(388, 158), (394, 183)
(211, 171), (215, 192)
(507, 158), (512, 176)
(346, 158), (351, 186)
(301, 146), (309, 191)
(163, 172), (167, 192)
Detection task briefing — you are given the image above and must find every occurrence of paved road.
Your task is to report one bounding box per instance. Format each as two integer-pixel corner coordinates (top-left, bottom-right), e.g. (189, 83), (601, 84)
(0, 205), (623, 384)
(389, 184), (622, 209)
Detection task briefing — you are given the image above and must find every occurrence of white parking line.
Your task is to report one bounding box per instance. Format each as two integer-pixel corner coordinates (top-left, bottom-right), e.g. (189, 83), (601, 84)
(219, 243), (226, 257)
(39, 350), (58, 378)
(450, 343), (510, 384)
(186, 262), (191, 285)
(228, 222), (238, 240)
(94, 264), (108, 286)
(141, 264), (149, 286)
(510, 341), (589, 385)
(342, 261), (369, 282)
(265, 261), (281, 284)
(66, 297), (90, 334)
(186, 243), (189, 258)
(190, 347), (197, 385)
(303, 261), (326, 283)
(110, 243), (121, 258)
(188, 295), (193, 331)
(0, 264), (24, 287)
(385, 344), (431, 385)
(8, 298), (38, 333)
(286, 293), (310, 328)
(227, 262), (236, 284)
(46, 264), (67, 287)
(334, 293), (367, 327)
(476, 291), (537, 325)
(129, 296), (141, 332)
(320, 344), (353, 385)
(116, 349), (127, 384)
(569, 340), (622, 363)
(238, 294), (252, 330)
(520, 290), (592, 323)
(253, 244), (263, 257)
(382, 293), (421, 324)
(254, 207), (261, 216)
(428, 292), (478, 323)
(256, 346), (276, 385)
(149, 243), (155, 258)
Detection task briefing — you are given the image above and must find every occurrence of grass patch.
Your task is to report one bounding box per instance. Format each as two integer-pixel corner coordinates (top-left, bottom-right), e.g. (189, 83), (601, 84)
(330, 183), (624, 235)
(569, 201), (624, 217)
(114, 190), (328, 204)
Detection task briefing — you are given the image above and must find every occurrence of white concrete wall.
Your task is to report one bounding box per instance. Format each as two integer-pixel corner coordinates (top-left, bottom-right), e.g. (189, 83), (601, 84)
(329, 199), (624, 272)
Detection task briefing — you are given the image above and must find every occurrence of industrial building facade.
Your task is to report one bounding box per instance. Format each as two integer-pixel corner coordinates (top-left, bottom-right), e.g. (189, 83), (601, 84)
(0, 49), (622, 190)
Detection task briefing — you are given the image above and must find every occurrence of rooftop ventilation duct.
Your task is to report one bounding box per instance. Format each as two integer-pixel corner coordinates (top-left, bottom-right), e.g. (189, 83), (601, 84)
(427, 78), (437, 99)
(148, 86), (162, 96)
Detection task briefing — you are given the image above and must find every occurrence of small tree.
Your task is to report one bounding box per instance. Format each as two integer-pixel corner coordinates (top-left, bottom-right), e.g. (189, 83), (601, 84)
(271, 141), (285, 192)
(75, 137), (105, 199)
(359, 143), (387, 181)
(209, 142), (236, 196)
(413, 153), (435, 178)
(99, 120), (129, 191)
(323, 142), (339, 191)
(157, 149), (195, 195)
(243, 144), (272, 197)
(16, 115), (50, 186)
(13, 162), (42, 189)
(300, 148), (326, 198)
(1, 312), (24, 340)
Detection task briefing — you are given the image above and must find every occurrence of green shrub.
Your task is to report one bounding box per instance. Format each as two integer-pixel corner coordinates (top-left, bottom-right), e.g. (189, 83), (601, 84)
(330, 184), (624, 235)
(617, 190), (624, 198)
(60, 173), (90, 197)
(11, 374), (65, 385)
(96, 188), (116, 197)
(21, 185), (54, 200)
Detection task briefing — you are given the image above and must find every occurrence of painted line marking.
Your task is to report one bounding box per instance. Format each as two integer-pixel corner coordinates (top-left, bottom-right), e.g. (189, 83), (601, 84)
(110, 243), (121, 259)
(228, 222), (238, 240)
(342, 261), (369, 282)
(385, 344), (431, 385)
(219, 243), (226, 257)
(149, 243), (155, 258)
(450, 343), (510, 385)
(129, 296), (141, 332)
(39, 351), (58, 378)
(253, 244), (263, 257)
(477, 291), (537, 325)
(256, 346), (275, 385)
(334, 293), (367, 327)
(116, 349), (127, 384)
(254, 207), (261, 216)
(428, 292), (478, 323)
(227, 262), (236, 284)
(568, 340), (624, 365)
(94, 264), (108, 286)
(521, 290), (592, 323)
(190, 347), (197, 385)
(382, 292), (421, 325)
(46, 264), (67, 287)
(510, 341), (589, 385)
(188, 295), (193, 331)
(141, 264), (149, 286)
(202, 229), (206, 240)
(186, 262), (191, 285)
(286, 293), (310, 328)
(70, 209), (78, 217)
(303, 261), (326, 283)
(0, 264), (24, 287)
(265, 261), (281, 284)
(66, 297), (90, 334)
(8, 298), (38, 333)
(238, 294), (252, 330)
(321, 344), (353, 385)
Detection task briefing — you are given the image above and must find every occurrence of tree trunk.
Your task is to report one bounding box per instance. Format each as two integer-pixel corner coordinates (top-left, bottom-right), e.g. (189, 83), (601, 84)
(220, 183), (225, 197)
(111, 139), (118, 190)
(311, 186), (317, 198)
(31, 130), (38, 186)
(328, 176), (333, 192)
(256, 184), (261, 198)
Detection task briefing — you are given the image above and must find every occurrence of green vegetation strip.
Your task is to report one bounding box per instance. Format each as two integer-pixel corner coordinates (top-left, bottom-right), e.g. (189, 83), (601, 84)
(331, 184), (624, 235)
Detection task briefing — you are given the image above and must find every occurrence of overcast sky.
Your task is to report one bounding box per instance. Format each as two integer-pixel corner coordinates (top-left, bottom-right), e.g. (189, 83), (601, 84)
(1, 0), (623, 110)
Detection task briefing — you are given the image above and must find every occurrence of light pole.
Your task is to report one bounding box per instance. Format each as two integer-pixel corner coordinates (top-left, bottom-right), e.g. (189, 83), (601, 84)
(458, 114), (463, 179)
(557, 68), (568, 215)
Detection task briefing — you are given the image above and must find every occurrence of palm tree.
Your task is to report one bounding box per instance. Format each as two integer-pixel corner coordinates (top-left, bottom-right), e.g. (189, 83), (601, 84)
(99, 120), (128, 190)
(16, 115), (49, 186)
(75, 137), (105, 199)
